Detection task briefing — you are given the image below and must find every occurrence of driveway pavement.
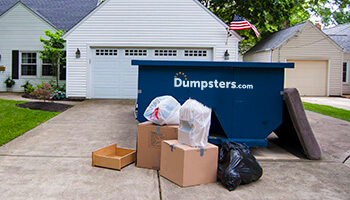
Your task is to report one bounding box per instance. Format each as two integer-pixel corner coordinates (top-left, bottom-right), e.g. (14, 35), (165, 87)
(302, 97), (350, 110)
(0, 99), (349, 199)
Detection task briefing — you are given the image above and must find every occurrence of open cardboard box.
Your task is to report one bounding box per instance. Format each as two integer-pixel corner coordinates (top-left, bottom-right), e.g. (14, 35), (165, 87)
(92, 144), (136, 170)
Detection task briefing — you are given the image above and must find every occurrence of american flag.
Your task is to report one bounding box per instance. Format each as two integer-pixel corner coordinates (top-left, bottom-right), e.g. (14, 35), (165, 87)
(229, 13), (260, 37)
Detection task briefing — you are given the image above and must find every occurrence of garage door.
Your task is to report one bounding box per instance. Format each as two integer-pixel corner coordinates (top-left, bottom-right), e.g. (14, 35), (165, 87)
(285, 60), (328, 96)
(91, 48), (212, 99)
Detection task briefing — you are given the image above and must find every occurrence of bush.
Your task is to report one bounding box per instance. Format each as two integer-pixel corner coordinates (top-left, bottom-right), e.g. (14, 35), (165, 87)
(51, 90), (66, 100)
(29, 81), (66, 100)
(30, 82), (52, 100)
(21, 81), (35, 94)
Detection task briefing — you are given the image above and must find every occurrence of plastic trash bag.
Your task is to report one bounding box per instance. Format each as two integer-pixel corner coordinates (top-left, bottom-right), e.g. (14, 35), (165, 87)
(144, 95), (181, 125)
(178, 99), (211, 147)
(218, 142), (263, 191)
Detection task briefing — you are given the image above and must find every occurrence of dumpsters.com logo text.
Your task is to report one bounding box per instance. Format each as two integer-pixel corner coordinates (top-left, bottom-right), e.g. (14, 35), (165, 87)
(174, 72), (253, 90)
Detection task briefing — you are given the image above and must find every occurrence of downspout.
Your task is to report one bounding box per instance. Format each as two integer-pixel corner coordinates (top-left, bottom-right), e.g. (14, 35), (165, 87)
(278, 45), (282, 62)
(270, 49), (273, 62)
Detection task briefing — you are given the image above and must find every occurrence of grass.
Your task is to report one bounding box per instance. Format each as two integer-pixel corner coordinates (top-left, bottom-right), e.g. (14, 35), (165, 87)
(0, 99), (59, 146)
(303, 102), (350, 122)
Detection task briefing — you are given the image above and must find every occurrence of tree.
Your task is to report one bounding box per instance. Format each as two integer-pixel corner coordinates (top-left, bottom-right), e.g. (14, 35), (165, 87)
(199, 0), (350, 53)
(39, 30), (66, 87)
(309, 0), (350, 26)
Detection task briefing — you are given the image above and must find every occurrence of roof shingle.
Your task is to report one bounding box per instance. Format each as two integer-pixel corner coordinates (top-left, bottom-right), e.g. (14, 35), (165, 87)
(0, 0), (98, 31)
(245, 22), (306, 54)
(323, 23), (350, 53)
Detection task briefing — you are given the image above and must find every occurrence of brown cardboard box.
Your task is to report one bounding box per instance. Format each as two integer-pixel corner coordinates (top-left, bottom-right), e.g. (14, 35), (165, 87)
(137, 121), (178, 170)
(160, 140), (218, 187)
(92, 144), (136, 170)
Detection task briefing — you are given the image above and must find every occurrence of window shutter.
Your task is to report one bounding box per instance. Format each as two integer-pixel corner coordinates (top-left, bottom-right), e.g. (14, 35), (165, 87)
(12, 50), (19, 79)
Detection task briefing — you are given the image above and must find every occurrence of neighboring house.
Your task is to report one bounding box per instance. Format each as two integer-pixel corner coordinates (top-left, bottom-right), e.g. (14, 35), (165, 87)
(244, 21), (343, 97)
(63, 0), (243, 99)
(0, 0), (97, 92)
(324, 23), (350, 95)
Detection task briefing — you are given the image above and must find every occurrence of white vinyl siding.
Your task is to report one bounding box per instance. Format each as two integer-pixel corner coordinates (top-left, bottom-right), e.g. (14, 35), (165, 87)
(64, 0), (240, 98)
(0, 3), (64, 92)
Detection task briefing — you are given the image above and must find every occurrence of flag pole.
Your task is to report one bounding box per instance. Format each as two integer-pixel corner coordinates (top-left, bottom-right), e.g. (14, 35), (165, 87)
(226, 10), (235, 45)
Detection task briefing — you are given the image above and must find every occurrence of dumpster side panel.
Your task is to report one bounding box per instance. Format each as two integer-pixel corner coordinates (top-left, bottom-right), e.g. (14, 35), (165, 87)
(137, 63), (285, 147)
(232, 68), (284, 140)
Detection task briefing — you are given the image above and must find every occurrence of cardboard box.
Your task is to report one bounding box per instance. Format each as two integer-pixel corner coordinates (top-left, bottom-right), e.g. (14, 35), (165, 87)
(160, 140), (218, 187)
(92, 144), (136, 170)
(137, 121), (178, 170)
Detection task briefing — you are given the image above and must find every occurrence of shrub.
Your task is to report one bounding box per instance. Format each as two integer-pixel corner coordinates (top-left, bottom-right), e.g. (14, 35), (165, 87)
(21, 81), (35, 94)
(51, 90), (66, 100)
(30, 82), (52, 101)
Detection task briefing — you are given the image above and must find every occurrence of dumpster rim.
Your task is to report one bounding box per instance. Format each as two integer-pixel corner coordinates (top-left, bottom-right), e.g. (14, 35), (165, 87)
(131, 60), (294, 69)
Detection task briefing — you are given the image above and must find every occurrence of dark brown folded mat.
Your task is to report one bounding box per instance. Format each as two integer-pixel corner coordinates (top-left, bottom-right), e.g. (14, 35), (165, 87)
(274, 88), (322, 160)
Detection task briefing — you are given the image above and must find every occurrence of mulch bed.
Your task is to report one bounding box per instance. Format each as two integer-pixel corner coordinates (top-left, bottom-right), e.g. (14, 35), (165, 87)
(21, 94), (85, 102)
(16, 102), (73, 112)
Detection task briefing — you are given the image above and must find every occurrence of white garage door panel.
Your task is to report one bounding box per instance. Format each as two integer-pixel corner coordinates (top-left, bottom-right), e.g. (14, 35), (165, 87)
(285, 60), (327, 96)
(91, 48), (212, 99)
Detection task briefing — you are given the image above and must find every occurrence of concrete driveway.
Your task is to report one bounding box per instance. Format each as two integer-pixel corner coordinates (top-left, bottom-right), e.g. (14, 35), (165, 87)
(0, 99), (349, 199)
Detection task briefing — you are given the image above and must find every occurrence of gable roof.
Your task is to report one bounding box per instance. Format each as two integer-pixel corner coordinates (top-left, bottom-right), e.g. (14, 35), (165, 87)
(245, 22), (307, 54)
(0, 0), (98, 31)
(63, 0), (243, 41)
(323, 23), (350, 53)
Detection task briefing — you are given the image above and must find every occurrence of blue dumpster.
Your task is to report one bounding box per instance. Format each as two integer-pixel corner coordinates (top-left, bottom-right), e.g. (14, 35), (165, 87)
(132, 60), (294, 147)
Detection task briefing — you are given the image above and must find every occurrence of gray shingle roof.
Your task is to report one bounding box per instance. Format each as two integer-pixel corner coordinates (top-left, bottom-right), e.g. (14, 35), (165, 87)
(245, 22), (306, 54)
(323, 23), (350, 53)
(0, 0), (98, 31)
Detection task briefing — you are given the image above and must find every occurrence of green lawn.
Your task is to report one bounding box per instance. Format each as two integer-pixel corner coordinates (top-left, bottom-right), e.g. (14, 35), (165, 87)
(303, 102), (350, 122)
(0, 99), (59, 146)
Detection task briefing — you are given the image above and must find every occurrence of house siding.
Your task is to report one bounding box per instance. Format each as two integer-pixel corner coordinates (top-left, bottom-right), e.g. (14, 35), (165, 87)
(343, 52), (350, 94)
(0, 3), (64, 92)
(244, 22), (343, 96)
(243, 51), (271, 62)
(64, 0), (240, 98)
(273, 23), (342, 96)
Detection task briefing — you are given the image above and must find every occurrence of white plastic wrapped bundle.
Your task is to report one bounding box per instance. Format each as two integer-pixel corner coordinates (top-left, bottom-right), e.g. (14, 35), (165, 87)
(178, 99), (212, 147)
(143, 95), (181, 125)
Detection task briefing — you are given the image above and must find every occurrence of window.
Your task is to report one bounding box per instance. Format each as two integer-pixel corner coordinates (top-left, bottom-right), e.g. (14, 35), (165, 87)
(155, 49), (177, 56)
(42, 59), (53, 76)
(343, 62), (348, 83)
(125, 49), (147, 56)
(184, 50), (207, 57)
(21, 52), (37, 75)
(96, 49), (118, 56)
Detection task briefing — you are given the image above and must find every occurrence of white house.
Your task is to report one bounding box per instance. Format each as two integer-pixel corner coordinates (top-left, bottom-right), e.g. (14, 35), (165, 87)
(324, 23), (350, 95)
(244, 21), (343, 97)
(0, 0), (97, 92)
(63, 0), (242, 99)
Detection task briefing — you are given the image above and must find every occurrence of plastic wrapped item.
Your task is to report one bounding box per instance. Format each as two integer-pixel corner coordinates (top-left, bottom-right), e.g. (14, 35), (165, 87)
(143, 95), (181, 125)
(178, 99), (211, 147)
(218, 142), (263, 191)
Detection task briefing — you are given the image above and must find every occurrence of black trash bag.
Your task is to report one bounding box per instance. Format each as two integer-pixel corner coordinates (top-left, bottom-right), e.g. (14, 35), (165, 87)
(217, 142), (263, 191)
